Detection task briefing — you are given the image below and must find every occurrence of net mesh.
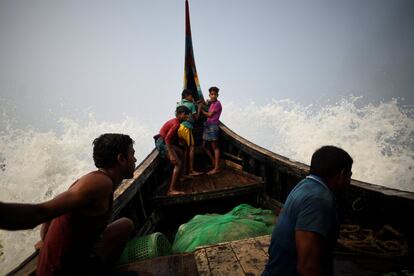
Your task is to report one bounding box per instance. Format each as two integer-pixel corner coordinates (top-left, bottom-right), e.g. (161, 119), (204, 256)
(172, 204), (276, 253)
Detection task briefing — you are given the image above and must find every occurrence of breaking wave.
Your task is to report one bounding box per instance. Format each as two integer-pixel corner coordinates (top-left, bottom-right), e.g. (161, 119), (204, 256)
(222, 97), (414, 192)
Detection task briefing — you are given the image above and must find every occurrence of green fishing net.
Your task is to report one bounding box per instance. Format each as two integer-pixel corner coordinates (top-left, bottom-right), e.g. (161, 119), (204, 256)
(172, 204), (276, 253)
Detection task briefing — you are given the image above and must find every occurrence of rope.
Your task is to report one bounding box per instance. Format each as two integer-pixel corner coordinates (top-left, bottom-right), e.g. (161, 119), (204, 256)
(337, 224), (408, 257)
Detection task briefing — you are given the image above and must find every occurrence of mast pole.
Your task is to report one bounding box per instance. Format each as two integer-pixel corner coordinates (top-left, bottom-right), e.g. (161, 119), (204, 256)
(183, 0), (203, 101)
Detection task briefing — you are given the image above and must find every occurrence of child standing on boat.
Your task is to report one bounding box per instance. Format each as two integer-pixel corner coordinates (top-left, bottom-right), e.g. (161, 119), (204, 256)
(177, 89), (203, 176)
(155, 105), (190, 195)
(201, 86), (222, 175)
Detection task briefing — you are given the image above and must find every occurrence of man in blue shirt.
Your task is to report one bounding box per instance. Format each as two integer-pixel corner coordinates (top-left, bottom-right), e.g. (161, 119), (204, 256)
(263, 145), (353, 276)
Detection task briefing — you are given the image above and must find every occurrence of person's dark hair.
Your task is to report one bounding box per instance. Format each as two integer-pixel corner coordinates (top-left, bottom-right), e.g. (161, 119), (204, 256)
(93, 134), (134, 169)
(209, 86), (219, 93)
(175, 105), (191, 116)
(310, 145), (353, 179)
(181, 89), (193, 99)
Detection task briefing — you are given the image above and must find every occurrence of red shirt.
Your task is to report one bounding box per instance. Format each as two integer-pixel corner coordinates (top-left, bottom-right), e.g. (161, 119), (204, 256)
(36, 171), (112, 275)
(159, 118), (180, 145)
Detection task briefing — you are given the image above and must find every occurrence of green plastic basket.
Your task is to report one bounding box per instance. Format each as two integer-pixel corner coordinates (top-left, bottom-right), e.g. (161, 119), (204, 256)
(118, 232), (172, 264)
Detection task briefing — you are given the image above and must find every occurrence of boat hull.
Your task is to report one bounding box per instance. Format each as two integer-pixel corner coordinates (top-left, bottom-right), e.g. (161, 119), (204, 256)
(8, 123), (414, 275)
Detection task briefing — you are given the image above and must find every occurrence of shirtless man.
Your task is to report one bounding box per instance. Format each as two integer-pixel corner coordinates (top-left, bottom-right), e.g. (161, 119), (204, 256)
(0, 133), (136, 275)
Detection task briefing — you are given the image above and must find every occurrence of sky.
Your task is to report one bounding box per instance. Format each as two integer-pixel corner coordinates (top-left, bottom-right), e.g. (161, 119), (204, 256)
(0, 0), (413, 131)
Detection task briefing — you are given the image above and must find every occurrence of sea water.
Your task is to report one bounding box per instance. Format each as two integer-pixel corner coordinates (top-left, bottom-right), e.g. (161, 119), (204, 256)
(0, 97), (413, 273)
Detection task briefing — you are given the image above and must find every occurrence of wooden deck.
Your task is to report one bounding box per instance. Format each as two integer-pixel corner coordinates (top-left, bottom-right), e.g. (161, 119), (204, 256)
(153, 165), (264, 206)
(194, 235), (271, 276)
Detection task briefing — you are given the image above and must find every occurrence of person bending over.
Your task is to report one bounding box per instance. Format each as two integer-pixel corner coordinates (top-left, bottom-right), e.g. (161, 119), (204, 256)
(155, 105), (190, 195)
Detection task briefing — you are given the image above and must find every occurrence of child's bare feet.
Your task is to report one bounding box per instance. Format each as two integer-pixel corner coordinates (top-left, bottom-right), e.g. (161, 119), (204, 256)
(189, 170), (203, 176)
(207, 169), (220, 175)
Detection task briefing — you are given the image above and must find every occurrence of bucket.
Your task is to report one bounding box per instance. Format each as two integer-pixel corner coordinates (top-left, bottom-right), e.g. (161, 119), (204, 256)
(118, 232), (172, 264)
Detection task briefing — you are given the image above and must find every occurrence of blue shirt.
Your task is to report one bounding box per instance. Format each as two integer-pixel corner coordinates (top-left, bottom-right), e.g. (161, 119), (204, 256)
(262, 175), (338, 276)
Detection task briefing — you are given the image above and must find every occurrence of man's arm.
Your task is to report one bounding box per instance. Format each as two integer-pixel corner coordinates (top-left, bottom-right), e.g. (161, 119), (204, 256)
(201, 102), (221, 118)
(193, 110), (200, 121)
(0, 174), (112, 230)
(0, 190), (87, 230)
(201, 109), (214, 118)
(295, 230), (326, 276)
(195, 103), (203, 120)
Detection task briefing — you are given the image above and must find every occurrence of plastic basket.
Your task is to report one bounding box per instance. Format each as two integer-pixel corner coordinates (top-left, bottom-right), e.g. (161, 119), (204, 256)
(118, 232), (172, 264)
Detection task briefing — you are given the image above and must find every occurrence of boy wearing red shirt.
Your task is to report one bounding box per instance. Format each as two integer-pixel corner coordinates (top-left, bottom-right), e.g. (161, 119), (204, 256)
(155, 105), (190, 195)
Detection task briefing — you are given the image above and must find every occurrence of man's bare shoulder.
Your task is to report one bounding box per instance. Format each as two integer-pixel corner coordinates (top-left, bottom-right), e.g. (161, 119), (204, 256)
(71, 171), (113, 196)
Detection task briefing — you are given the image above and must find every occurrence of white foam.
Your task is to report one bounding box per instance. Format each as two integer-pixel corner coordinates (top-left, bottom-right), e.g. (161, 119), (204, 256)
(222, 97), (414, 192)
(0, 97), (413, 273)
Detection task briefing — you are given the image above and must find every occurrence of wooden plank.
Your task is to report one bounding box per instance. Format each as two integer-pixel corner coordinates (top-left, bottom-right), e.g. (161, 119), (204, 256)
(229, 167), (263, 183)
(194, 248), (211, 276)
(138, 191), (147, 220)
(235, 173), (251, 186)
(181, 253), (200, 275)
(116, 253), (198, 276)
(220, 122), (414, 201)
(212, 170), (235, 190)
(224, 159), (244, 171)
(205, 175), (217, 192)
(230, 238), (268, 275)
(223, 151), (244, 163)
(193, 175), (211, 193)
(254, 235), (271, 256)
(153, 185), (262, 207)
(7, 252), (38, 276)
(204, 244), (245, 276)
(113, 149), (162, 218)
(180, 178), (193, 194)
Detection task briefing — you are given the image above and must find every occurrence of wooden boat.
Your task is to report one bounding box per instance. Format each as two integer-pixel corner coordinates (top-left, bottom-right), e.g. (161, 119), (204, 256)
(8, 1), (414, 275)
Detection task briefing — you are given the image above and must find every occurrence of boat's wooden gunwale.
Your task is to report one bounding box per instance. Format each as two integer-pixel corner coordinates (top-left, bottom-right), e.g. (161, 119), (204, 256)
(113, 149), (161, 219)
(219, 122), (414, 201)
(153, 183), (263, 207)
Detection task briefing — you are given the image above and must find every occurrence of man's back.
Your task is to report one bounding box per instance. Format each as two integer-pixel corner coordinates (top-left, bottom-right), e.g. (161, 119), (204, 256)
(159, 118), (180, 144)
(263, 176), (338, 275)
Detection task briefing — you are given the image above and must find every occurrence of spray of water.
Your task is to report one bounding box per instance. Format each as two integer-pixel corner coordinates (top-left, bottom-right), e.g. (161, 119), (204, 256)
(0, 97), (413, 273)
(222, 97), (414, 191)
